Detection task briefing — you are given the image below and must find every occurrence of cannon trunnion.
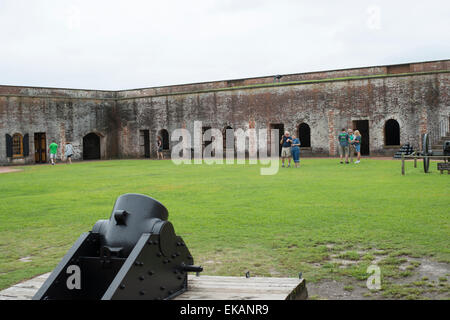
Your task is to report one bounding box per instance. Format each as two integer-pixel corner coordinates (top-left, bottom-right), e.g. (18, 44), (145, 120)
(33, 194), (202, 300)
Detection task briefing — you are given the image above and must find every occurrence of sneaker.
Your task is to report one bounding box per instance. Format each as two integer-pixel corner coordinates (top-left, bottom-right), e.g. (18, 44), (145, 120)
(355, 160), (360, 164)
(340, 161), (343, 164)
(345, 162), (349, 164)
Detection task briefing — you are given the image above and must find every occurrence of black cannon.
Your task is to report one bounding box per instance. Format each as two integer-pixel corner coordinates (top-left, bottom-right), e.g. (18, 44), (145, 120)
(422, 133), (432, 173)
(420, 134), (450, 173)
(444, 141), (450, 157)
(33, 193), (202, 300)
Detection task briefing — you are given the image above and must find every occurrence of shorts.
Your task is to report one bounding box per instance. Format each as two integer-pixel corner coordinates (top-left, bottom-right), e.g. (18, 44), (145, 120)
(291, 147), (300, 163)
(338, 145), (349, 157)
(349, 144), (355, 152)
(50, 153), (56, 159)
(281, 147), (291, 158)
(158, 147), (163, 152)
(66, 154), (73, 158)
(355, 144), (361, 153)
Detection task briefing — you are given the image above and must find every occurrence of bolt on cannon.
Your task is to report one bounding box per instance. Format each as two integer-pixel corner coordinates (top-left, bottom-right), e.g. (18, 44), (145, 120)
(33, 193), (202, 300)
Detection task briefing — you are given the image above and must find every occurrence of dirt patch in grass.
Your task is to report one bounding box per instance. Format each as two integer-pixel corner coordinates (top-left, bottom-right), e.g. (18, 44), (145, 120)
(329, 257), (359, 268)
(0, 167), (22, 174)
(394, 257), (450, 283)
(308, 278), (383, 300)
(307, 244), (450, 300)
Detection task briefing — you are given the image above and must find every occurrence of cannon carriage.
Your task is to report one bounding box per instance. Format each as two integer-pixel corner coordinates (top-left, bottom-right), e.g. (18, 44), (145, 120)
(33, 193), (202, 300)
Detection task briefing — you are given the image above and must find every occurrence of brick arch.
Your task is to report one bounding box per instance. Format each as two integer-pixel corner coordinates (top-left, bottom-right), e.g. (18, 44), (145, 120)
(158, 129), (170, 150)
(223, 125), (233, 149)
(384, 119), (400, 146)
(298, 123), (311, 148)
(83, 132), (101, 160)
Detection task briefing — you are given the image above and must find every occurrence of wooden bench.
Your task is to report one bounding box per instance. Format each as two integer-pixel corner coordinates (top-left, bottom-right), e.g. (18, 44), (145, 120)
(0, 273), (307, 300)
(437, 162), (450, 174)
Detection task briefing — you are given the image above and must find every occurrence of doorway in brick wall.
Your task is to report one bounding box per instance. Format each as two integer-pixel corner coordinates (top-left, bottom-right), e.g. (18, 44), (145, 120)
(270, 123), (284, 156)
(298, 123), (311, 148)
(139, 130), (150, 158)
(83, 133), (101, 160)
(34, 132), (47, 163)
(352, 120), (370, 155)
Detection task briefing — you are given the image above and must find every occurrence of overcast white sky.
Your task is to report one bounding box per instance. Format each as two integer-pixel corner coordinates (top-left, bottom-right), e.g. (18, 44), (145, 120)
(0, 0), (449, 90)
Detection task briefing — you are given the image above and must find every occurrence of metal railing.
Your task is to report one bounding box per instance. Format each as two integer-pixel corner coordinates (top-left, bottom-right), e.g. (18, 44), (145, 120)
(430, 116), (450, 145)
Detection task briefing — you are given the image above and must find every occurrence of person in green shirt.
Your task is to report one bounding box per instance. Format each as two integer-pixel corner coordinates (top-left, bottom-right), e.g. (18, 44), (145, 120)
(338, 128), (350, 164)
(48, 140), (58, 165)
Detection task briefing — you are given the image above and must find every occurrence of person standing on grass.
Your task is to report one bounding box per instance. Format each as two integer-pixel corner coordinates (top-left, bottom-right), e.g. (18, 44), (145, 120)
(157, 136), (164, 160)
(280, 131), (293, 168)
(338, 128), (350, 164)
(353, 130), (362, 164)
(291, 134), (301, 168)
(65, 141), (74, 164)
(48, 140), (58, 165)
(348, 128), (355, 163)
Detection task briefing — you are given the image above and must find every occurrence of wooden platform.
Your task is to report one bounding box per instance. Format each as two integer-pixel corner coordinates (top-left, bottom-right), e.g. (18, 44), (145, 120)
(0, 273), (307, 300)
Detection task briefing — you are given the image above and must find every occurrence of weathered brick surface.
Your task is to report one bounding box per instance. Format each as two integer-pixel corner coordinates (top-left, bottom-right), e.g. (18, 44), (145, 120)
(0, 60), (449, 164)
(0, 95), (118, 164)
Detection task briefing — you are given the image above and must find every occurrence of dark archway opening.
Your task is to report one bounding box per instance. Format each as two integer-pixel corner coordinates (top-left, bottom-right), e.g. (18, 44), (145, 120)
(83, 133), (100, 160)
(385, 119), (400, 146)
(159, 129), (170, 150)
(270, 123), (284, 156)
(352, 120), (370, 155)
(202, 126), (212, 149)
(223, 126), (233, 149)
(298, 123), (311, 148)
(140, 130), (150, 158)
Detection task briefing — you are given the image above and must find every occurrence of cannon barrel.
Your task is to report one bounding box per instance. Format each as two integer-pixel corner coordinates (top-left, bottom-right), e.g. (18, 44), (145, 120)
(33, 194), (201, 300)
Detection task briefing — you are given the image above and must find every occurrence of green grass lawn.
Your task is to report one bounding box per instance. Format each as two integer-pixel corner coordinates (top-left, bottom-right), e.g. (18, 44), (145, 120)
(0, 158), (449, 299)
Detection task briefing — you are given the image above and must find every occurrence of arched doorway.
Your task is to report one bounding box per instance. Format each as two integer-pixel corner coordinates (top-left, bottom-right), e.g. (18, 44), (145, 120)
(223, 126), (233, 150)
(270, 123), (284, 156)
(83, 133), (101, 160)
(353, 120), (370, 155)
(158, 129), (170, 150)
(298, 123), (311, 148)
(385, 119), (400, 146)
(202, 126), (212, 150)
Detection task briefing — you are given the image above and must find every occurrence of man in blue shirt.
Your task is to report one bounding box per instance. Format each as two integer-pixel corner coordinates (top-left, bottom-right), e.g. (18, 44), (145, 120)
(280, 131), (293, 168)
(338, 128), (350, 164)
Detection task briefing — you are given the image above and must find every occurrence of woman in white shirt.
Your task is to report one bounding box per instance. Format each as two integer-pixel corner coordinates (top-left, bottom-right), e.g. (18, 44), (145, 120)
(65, 142), (74, 164)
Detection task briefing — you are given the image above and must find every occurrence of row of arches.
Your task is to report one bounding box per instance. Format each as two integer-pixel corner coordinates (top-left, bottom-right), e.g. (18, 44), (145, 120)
(4, 132), (102, 161)
(4, 119), (402, 160)
(156, 124), (313, 151)
(156, 127), (240, 152)
(97, 119), (401, 159)
(156, 119), (401, 153)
